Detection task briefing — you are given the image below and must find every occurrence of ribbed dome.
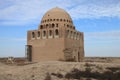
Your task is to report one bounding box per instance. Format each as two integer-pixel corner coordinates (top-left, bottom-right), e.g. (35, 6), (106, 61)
(41, 7), (72, 21)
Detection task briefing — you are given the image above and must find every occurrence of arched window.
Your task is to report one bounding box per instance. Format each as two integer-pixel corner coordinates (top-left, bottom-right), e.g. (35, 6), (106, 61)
(57, 19), (59, 21)
(73, 26), (75, 29)
(77, 33), (79, 36)
(67, 30), (69, 34)
(43, 31), (46, 37)
(32, 32), (35, 38)
(50, 19), (52, 21)
(67, 30), (70, 38)
(77, 33), (79, 39)
(38, 31), (40, 37)
(74, 32), (76, 39)
(46, 24), (48, 28)
(60, 19), (62, 21)
(67, 25), (69, 28)
(74, 32), (76, 36)
(52, 23), (54, 28)
(71, 31), (73, 37)
(49, 30), (52, 36)
(40, 25), (43, 29)
(56, 23), (58, 27)
(55, 29), (59, 36)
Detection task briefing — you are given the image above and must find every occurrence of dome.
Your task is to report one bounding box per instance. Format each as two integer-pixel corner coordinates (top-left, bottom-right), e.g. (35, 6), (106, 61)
(41, 7), (72, 22)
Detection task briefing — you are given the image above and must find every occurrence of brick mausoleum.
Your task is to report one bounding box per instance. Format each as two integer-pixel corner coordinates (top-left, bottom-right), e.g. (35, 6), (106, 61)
(26, 7), (84, 62)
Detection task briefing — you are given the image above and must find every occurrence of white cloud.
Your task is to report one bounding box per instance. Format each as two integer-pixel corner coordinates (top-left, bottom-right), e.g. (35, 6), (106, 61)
(13, 38), (26, 41)
(84, 30), (120, 43)
(85, 30), (120, 37)
(0, 0), (120, 25)
(69, 2), (120, 19)
(0, 38), (26, 41)
(84, 30), (120, 57)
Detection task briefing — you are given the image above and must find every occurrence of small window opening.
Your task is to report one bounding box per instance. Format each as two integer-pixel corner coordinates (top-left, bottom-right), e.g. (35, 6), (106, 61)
(43, 31), (46, 37)
(38, 31), (40, 37)
(55, 29), (59, 35)
(32, 32), (35, 38)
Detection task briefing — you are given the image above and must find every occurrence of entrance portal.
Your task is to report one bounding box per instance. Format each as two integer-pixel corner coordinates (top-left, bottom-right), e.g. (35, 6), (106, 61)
(25, 45), (32, 61)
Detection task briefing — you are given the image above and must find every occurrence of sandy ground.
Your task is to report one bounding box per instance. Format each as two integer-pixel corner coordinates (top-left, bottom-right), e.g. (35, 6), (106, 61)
(0, 58), (120, 80)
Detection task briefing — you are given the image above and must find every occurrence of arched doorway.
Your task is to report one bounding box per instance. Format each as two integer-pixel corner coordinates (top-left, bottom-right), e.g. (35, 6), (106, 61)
(25, 45), (32, 61)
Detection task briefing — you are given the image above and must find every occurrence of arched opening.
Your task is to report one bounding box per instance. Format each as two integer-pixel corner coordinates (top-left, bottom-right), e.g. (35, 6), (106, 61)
(77, 33), (79, 40)
(32, 32), (35, 38)
(57, 19), (59, 21)
(45, 20), (46, 22)
(50, 19), (52, 21)
(40, 25), (43, 29)
(49, 30), (52, 36)
(67, 30), (69, 33)
(43, 31), (46, 37)
(25, 45), (32, 61)
(73, 26), (75, 30)
(56, 23), (58, 27)
(67, 30), (70, 38)
(71, 31), (73, 38)
(74, 32), (76, 39)
(52, 23), (55, 28)
(55, 29), (59, 36)
(37, 31), (40, 37)
(46, 24), (48, 28)
(67, 25), (69, 28)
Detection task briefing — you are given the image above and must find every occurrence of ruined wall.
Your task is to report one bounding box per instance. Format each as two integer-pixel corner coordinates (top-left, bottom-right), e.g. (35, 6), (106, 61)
(64, 30), (84, 61)
(27, 36), (65, 62)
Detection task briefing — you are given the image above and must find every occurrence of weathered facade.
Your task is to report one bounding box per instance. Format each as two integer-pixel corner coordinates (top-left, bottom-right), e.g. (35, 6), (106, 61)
(26, 7), (84, 62)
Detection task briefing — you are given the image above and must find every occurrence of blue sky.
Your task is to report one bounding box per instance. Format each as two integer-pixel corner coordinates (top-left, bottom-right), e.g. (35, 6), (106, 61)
(0, 0), (120, 57)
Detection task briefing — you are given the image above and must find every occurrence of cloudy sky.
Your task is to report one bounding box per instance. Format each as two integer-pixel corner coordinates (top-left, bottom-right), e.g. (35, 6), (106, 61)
(0, 0), (120, 57)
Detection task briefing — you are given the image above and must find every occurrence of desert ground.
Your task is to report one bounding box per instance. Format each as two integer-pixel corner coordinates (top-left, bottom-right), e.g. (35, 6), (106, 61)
(0, 57), (120, 80)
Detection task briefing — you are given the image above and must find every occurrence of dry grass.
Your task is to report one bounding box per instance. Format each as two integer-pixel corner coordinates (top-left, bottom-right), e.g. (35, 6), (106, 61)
(0, 57), (120, 80)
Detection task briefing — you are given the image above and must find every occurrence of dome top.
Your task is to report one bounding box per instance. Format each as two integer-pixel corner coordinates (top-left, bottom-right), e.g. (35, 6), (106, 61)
(41, 7), (72, 22)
